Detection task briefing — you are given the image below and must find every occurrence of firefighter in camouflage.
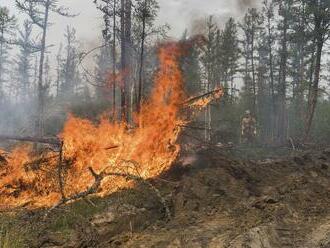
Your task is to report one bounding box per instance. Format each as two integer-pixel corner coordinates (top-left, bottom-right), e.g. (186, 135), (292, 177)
(241, 110), (257, 145)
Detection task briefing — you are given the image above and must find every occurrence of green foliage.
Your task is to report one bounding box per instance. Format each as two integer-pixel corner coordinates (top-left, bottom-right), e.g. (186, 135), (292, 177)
(181, 32), (202, 95)
(217, 18), (240, 85)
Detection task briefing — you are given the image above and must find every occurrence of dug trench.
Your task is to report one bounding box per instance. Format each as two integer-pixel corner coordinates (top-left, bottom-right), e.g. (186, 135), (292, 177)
(1, 147), (330, 248)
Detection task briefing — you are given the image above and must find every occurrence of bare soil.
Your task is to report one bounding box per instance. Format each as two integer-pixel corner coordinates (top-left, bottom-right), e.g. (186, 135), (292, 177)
(1, 147), (330, 248)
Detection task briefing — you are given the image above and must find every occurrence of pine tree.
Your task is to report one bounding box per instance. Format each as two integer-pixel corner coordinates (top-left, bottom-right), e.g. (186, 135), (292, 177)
(219, 17), (240, 100)
(201, 16), (218, 141)
(60, 26), (80, 100)
(287, 0), (312, 138)
(0, 6), (16, 104)
(15, 20), (35, 102)
(94, 0), (119, 117)
(134, 0), (159, 112)
(239, 8), (263, 115)
(262, 0), (277, 140)
(304, 0), (330, 140)
(181, 30), (202, 96)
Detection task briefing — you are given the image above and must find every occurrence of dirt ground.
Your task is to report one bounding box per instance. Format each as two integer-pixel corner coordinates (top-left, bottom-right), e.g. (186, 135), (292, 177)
(1, 147), (330, 248)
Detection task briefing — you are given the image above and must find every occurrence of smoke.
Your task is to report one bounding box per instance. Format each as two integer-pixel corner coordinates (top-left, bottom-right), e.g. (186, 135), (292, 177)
(188, 0), (261, 36)
(237, 0), (259, 13)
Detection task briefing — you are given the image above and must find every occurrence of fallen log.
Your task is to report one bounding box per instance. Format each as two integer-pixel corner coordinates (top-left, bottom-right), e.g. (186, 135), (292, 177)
(0, 135), (61, 146)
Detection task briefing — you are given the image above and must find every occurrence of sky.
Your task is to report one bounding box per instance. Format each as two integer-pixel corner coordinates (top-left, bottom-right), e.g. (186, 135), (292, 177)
(2, 0), (260, 75)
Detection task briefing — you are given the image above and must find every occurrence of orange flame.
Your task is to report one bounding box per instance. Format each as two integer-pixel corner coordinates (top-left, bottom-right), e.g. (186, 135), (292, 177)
(0, 43), (187, 209)
(186, 87), (224, 110)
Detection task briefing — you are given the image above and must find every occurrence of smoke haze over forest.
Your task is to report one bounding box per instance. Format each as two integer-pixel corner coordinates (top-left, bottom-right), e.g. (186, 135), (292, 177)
(3, 0), (260, 49)
(1, 0), (329, 146)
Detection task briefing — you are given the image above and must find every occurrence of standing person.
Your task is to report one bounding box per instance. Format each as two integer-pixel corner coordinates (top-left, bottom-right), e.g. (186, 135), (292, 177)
(241, 110), (257, 145)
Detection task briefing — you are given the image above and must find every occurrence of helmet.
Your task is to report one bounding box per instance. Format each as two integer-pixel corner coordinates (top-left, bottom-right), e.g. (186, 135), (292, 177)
(245, 110), (251, 115)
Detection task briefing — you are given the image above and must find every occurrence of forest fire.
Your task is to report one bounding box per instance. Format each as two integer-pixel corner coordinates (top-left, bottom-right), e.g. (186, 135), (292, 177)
(1, 0), (330, 245)
(0, 43), (221, 210)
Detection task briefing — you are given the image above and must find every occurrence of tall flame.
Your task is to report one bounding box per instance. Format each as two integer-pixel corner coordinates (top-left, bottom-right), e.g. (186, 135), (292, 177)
(0, 43), (187, 209)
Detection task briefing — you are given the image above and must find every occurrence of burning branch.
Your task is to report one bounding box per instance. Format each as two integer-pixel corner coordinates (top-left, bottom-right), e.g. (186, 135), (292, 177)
(183, 87), (224, 110)
(57, 141), (66, 200)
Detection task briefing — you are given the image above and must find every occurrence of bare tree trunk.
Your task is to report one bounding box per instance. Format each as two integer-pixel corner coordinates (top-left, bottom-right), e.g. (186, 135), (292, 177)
(295, 41), (306, 131)
(120, 0), (127, 122)
(112, 0), (117, 120)
(307, 51), (315, 102)
(304, 22), (323, 141)
(120, 0), (131, 123)
(251, 31), (257, 114)
(125, 0), (132, 122)
(0, 27), (4, 104)
(36, 0), (50, 137)
(277, 3), (288, 145)
(267, 16), (275, 141)
(296, 2), (307, 125)
(56, 48), (61, 98)
(137, 5), (146, 113)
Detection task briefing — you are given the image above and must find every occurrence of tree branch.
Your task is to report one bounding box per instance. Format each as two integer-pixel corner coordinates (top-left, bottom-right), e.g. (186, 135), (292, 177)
(46, 166), (171, 220)
(0, 134), (61, 146)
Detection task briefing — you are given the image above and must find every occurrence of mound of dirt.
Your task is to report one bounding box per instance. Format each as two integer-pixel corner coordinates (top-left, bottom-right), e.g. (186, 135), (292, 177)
(4, 148), (330, 247)
(104, 148), (328, 248)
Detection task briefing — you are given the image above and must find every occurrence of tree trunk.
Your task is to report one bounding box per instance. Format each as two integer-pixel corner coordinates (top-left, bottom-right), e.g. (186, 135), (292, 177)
(277, 3), (288, 145)
(304, 21), (323, 141)
(120, 0), (131, 123)
(137, 6), (146, 113)
(296, 2), (307, 127)
(267, 16), (275, 141)
(36, 0), (50, 137)
(120, 0), (127, 122)
(125, 0), (132, 122)
(251, 30), (257, 114)
(0, 27), (4, 104)
(112, 0), (117, 120)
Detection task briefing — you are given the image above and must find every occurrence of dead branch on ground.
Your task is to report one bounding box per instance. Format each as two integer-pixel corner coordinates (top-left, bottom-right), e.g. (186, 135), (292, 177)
(46, 166), (172, 220)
